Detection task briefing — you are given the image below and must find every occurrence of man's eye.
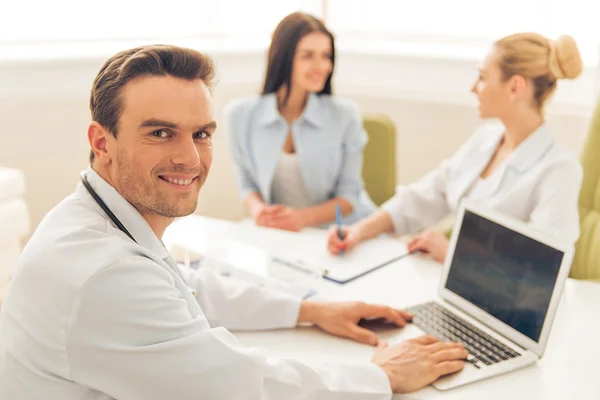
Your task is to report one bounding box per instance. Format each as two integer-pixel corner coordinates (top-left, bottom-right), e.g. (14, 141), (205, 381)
(152, 129), (170, 138)
(194, 131), (209, 139)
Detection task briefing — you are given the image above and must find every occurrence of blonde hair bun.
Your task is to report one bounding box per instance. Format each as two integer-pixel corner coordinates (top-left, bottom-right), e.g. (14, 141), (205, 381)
(549, 35), (582, 80)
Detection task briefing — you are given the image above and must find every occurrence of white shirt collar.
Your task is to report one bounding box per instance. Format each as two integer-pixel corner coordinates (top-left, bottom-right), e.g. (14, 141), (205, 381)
(505, 123), (555, 172)
(80, 166), (170, 259)
(479, 122), (555, 173)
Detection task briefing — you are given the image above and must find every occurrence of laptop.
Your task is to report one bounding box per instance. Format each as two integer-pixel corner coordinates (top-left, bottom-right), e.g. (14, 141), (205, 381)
(407, 200), (574, 390)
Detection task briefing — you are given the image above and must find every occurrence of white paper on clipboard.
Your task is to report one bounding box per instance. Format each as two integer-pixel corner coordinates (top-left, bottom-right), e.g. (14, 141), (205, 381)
(280, 236), (409, 284)
(233, 223), (408, 284)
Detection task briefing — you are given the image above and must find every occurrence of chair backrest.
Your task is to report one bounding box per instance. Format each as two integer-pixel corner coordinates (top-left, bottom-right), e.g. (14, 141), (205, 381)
(361, 114), (397, 206)
(571, 100), (600, 282)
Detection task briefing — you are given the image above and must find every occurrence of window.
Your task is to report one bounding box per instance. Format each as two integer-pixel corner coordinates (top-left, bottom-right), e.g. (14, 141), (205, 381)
(2, 0), (599, 62)
(1, 0), (322, 44)
(326, 0), (600, 60)
(3, 2), (218, 44)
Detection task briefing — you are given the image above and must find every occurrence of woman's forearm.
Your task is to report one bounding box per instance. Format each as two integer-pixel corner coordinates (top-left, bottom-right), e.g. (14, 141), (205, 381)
(353, 209), (395, 241)
(244, 192), (266, 218)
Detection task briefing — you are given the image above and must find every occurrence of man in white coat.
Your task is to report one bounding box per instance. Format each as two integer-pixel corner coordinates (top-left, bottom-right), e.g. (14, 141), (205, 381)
(0, 45), (467, 399)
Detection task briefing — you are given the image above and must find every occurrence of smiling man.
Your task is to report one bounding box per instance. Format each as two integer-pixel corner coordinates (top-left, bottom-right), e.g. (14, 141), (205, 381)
(0, 45), (466, 399)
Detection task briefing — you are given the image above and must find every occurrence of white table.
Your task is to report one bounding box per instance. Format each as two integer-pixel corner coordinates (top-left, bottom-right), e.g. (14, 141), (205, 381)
(165, 216), (600, 400)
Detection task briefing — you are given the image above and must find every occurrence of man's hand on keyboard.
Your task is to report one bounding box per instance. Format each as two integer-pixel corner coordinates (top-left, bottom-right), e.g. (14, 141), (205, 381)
(298, 301), (413, 346)
(372, 335), (468, 393)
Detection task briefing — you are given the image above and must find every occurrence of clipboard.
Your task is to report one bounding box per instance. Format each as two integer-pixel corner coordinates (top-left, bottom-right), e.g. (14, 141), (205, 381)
(273, 235), (411, 284)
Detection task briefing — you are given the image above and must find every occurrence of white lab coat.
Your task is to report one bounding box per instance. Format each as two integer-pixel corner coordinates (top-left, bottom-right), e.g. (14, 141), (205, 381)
(0, 167), (391, 399)
(381, 122), (582, 245)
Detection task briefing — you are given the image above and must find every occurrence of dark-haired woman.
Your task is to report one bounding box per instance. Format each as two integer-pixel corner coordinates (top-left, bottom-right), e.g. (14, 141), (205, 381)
(226, 12), (375, 231)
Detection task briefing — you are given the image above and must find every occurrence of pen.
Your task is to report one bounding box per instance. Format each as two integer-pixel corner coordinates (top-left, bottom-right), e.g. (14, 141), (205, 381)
(335, 203), (344, 255)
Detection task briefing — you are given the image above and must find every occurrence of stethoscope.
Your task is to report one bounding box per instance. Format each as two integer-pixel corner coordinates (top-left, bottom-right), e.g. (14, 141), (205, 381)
(80, 172), (195, 294)
(80, 173), (136, 243)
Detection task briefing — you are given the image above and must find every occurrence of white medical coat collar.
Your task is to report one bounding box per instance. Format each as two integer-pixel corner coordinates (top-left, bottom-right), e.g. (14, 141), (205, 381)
(479, 122), (555, 173)
(81, 166), (170, 260)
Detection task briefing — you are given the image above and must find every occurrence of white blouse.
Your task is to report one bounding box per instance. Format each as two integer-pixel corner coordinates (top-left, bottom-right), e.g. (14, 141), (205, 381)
(381, 122), (583, 245)
(270, 152), (312, 209)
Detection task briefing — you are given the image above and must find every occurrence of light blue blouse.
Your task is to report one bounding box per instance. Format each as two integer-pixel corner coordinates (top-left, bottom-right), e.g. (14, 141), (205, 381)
(225, 93), (376, 225)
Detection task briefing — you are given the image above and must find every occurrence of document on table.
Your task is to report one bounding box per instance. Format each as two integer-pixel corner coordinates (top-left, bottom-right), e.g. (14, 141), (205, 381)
(234, 222), (410, 284)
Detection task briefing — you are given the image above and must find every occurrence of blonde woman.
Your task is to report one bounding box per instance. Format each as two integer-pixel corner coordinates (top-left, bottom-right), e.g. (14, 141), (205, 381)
(327, 33), (583, 261)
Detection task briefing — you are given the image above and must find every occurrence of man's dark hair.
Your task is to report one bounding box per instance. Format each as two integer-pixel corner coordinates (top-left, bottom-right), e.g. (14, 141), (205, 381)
(89, 45), (216, 162)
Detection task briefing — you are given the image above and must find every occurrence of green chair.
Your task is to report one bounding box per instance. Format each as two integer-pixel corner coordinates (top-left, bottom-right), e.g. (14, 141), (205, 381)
(362, 114), (397, 206)
(571, 100), (600, 282)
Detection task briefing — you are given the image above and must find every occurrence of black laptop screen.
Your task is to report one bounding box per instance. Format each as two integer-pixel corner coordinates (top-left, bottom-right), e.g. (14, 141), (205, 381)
(445, 210), (564, 342)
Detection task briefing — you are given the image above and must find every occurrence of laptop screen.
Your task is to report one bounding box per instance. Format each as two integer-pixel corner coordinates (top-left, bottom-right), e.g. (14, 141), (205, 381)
(445, 210), (564, 342)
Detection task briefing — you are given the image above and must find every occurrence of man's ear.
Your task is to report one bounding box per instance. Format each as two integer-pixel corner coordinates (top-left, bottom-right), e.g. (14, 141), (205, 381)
(88, 122), (113, 165)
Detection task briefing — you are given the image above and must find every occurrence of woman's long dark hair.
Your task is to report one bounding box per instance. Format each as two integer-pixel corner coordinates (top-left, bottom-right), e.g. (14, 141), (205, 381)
(261, 12), (335, 105)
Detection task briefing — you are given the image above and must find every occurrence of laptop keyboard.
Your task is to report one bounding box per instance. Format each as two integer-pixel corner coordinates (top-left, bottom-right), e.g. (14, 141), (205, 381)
(408, 302), (521, 368)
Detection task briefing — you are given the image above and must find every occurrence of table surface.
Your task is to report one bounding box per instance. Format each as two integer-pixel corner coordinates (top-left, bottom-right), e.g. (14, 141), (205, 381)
(164, 215), (600, 400)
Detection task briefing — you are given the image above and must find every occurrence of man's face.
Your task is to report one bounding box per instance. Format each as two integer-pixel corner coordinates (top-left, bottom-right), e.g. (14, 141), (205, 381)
(107, 75), (215, 219)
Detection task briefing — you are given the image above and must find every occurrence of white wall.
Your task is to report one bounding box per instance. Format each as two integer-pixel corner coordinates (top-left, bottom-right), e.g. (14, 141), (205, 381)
(0, 45), (596, 236)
